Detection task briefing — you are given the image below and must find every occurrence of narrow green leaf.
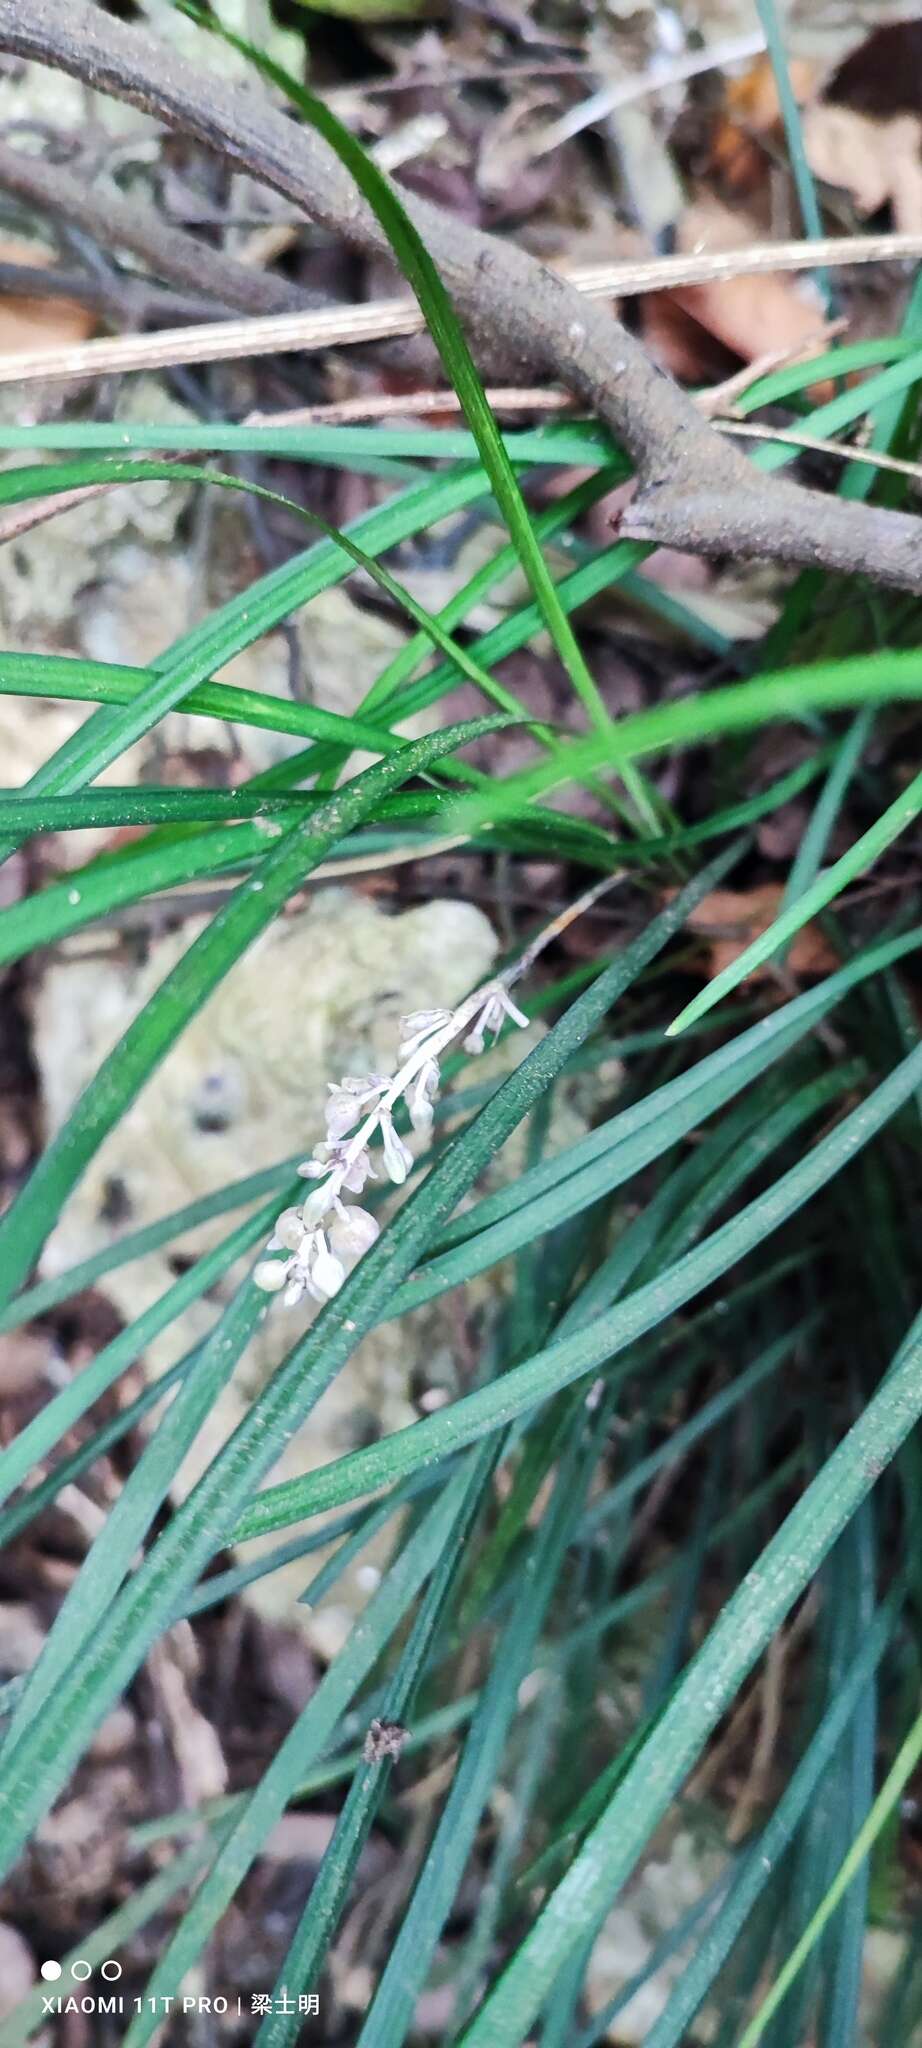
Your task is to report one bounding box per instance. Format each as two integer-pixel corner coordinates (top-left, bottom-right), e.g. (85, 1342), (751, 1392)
(255, 1436), (500, 2044)
(0, 849), (736, 1876)
(122, 1466), (481, 2045)
(235, 1038), (922, 1545)
(457, 1295), (922, 2046)
(739, 1701), (922, 2046)
(668, 761), (922, 1035)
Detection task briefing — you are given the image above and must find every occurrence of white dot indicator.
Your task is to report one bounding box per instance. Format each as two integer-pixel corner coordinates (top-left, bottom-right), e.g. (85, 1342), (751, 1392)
(40, 1961), (61, 1981)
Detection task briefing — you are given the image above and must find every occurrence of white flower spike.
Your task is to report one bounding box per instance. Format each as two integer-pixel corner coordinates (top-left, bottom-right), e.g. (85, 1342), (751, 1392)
(254, 875), (616, 1307)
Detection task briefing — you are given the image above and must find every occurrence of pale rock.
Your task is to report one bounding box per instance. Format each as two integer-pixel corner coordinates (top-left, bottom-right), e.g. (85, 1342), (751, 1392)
(0, 380), (195, 640)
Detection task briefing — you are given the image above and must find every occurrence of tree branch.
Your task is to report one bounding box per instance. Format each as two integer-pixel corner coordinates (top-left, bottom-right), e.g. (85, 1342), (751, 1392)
(0, 135), (321, 319)
(0, 0), (919, 593)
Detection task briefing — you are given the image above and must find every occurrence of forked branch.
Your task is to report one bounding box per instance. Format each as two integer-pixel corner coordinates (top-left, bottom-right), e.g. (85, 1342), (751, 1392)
(0, 0), (920, 593)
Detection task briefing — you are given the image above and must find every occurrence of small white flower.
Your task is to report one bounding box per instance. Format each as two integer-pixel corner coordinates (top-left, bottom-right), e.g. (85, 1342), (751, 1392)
(325, 1089), (364, 1141)
(463, 987), (528, 1055)
(299, 1144), (332, 1178)
(398, 1008), (451, 1058)
(274, 1207), (306, 1251)
(302, 1182), (336, 1228)
(254, 1258), (289, 1294)
(330, 1205), (380, 1260)
(407, 1059), (439, 1135)
(401, 1009), (451, 1035)
(380, 1112), (414, 1185)
(341, 1147), (377, 1193)
(309, 1237), (347, 1299)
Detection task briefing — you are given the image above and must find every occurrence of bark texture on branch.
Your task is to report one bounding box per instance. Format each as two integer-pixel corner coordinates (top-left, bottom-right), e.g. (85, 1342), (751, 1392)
(0, 0), (920, 593)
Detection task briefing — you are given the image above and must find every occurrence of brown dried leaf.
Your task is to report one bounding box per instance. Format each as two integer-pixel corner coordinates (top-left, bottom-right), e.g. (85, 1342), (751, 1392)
(0, 235), (95, 353)
(680, 884), (838, 984)
(710, 54), (817, 197)
(645, 199), (831, 392)
(803, 104), (922, 230)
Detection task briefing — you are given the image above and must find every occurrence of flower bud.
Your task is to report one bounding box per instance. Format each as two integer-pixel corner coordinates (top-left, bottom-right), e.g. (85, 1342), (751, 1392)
(310, 1241), (347, 1299)
(407, 1060), (439, 1134)
(254, 1258), (289, 1294)
(274, 1207), (306, 1251)
(331, 1206), (380, 1259)
(302, 1182), (335, 1228)
(380, 1115), (414, 1185)
(325, 1090), (362, 1141)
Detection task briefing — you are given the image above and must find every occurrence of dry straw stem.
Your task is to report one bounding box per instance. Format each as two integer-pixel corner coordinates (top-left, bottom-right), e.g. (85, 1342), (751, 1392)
(0, 0), (920, 593)
(1, 234), (919, 390)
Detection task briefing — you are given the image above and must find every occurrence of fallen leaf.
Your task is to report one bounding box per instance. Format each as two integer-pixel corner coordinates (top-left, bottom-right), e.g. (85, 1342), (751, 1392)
(803, 103), (922, 231)
(644, 199), (832, 395)
(677, 884), (838, 985)
(710, 53), (816, 198)
(0, 235), (95, 353)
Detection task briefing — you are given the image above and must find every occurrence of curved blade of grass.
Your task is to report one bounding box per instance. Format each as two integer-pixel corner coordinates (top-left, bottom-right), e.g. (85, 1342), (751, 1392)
(440, 644), (922, 836)
(0, 713), (508, 1309)
(0, 331), (915, 459)
(355, 1412), (601, 2048)
(0, 649), (412, 751)
(121, 1460), (485, 2046)
(668, 760), (922, 1036)
(456, 1294), (922, 2047)
(0, 415), (616, 464)
(739, 1698), (922, 2047)
(0, 787), (321, 834)
(0, 1186), (296, 1513)
(184, 7), (612, 739)
(0, 464), (627, 835)
(0, 850), (736, 1874)
(254, 1434), (500, 2045)
(642, 1591), (898, 2048)
(234, 1037), (922, 1546)
(0, 459), (539, 806)
(0, 459), (493, 835)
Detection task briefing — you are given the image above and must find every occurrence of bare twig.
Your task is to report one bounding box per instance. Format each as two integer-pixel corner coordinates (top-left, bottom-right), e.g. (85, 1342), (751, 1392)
(695, 321), (848, 415)
(0, 136), (322, 320)
(0, 0), (919, 593)
(0, 255), (215, 324)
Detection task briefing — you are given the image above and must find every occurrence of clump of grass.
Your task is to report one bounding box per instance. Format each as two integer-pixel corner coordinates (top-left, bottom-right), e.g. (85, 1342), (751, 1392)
(0, 22), (921, 2048)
